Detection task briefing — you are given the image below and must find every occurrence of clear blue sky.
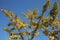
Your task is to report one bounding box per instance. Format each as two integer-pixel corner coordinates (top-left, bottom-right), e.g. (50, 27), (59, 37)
(0, 0), (60, 40)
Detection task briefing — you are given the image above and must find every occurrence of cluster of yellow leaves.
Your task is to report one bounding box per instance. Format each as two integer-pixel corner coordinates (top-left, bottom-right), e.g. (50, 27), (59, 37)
(50, 36), (55, 40)
(1, 0), (60, 40)
(51, 20), (60, 28)
(50, 2), (60, 21)
(3, 28), (20, 39)
(22, 8), (39, 29)
(1, 9), (29, 40)
(49, 29), (60, 40)
(3, 28), (14, 33)
(3, 28), (31, 39)
(1, 9), (15, 19)
(21, 32), (30, 36)
(10, 17), (28, 30)
(22, 8), (38, 19)
(41, 0), (50, 17)
(41, 16), (51, 21)
(15, 22), (28, 30)
(10, 34), (20, 39)
(2, 9), (28, 30)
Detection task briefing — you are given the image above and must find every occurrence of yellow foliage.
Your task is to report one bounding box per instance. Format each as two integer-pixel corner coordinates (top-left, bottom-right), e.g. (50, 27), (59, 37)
(42, 17), (50, 21)
(3, 28), (14, 33)
(33, 26), (37, 29)
(1, 9), (15, 19)
(56, 24), (60, 28)
(21, 32), (30, 36)
(42, 0), (50, 13)
(10, 34), (20, 39)
(9, 15), (28, 30)
(22, 8), (39, 19)
(33, 8), (39, 15)
(8, 37), (11, 40)
(1, 1), (60, 40)
(51, 22), (56, 27)
(15, 22), (28, 30)
(28, 10), (33, 17)
(34, 32), (39, 36)
(50, 36), (55, 40)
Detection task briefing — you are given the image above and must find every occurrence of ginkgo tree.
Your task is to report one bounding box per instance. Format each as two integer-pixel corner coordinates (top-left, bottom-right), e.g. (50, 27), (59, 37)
(1, 0), (60, 40)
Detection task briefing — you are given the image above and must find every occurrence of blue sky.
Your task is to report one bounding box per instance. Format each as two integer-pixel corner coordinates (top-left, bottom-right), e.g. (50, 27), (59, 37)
(0, 0), (60, 40)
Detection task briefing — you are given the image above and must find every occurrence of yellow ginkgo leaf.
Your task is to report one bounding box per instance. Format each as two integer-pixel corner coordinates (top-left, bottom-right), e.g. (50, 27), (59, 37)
(10, 34), (20, 39)
(42, 16), (50, 21)
(15, 16), (23, 23)
(50, 36), (55, 40)
(20, 22), (28, 27)
(11, 19), (16, 24)
(22, 22), (28, 27)
(32, 25), (37, 29)
(3, 28), (13, 33)
(28, 10), (33, 16)
(33, 8), (39, 15)
(15, 24), (22, 30)
(15, 21), (28, 30)
(22, 32), (27, 36)
(21, 32), (30, 36)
